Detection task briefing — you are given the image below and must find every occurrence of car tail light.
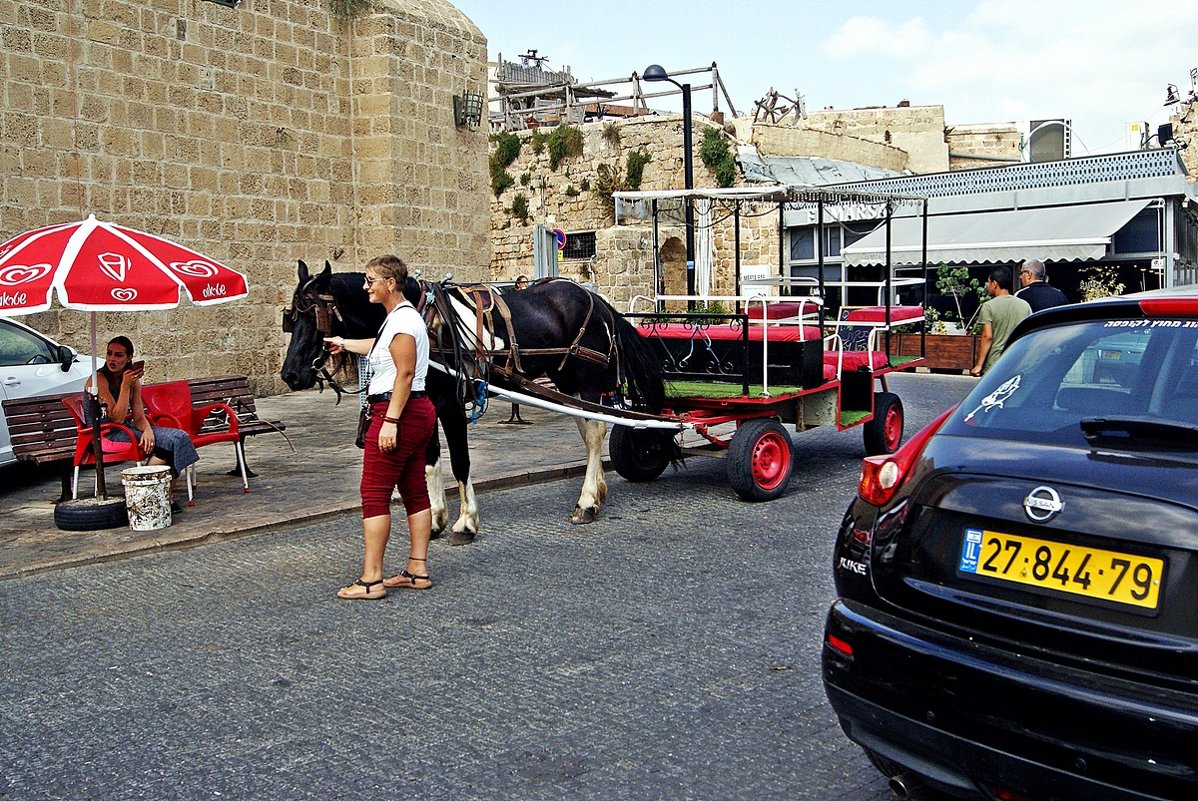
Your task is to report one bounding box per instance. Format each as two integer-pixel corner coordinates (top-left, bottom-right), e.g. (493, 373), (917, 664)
(1139, 297), (1198, 316)
(826, 632), (853, 657)
(857, 405), (955, 507)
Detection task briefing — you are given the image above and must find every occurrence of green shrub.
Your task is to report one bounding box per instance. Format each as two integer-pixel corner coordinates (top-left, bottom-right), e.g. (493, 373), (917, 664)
(490, 159), (514, 197)
(530, 128), (545, 155)
(510, 193), (529, 223)
(565, 184), (580, 197)
(699, 127), (736, 188)
(626, 149), (651, 190)
(520, 172), (532, 186)
(490, 131), (521, 168)
(602, 122), (621, 147)
(547, 124), (583, 170)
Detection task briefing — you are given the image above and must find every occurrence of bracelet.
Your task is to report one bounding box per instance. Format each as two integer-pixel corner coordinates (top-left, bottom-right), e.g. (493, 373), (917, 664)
(383, 415), (400, 424)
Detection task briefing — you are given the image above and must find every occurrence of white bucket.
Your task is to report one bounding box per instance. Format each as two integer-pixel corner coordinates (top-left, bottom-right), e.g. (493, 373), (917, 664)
(121, 465), (172, 531)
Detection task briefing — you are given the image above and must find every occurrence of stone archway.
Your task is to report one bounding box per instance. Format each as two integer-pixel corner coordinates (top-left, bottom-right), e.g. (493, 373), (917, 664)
(659, 236), (687, 311)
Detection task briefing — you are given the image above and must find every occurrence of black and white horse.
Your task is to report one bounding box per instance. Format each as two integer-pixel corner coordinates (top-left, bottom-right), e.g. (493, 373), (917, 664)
(280, 260), (479, 543)
(427, 278), (666, 523)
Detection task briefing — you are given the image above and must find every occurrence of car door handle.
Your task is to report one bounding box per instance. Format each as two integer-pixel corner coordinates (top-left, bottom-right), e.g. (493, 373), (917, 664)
(2, 377), (20, 386)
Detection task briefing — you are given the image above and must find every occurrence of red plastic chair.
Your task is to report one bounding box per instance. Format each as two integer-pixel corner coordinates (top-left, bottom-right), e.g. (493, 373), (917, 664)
(141, 381), (249, 498)
(62, 395), (146, 500)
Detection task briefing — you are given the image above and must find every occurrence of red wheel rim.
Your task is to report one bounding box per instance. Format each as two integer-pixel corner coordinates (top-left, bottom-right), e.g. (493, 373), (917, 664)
(883, 405), (903, 451)
(751, 430), (791, 491)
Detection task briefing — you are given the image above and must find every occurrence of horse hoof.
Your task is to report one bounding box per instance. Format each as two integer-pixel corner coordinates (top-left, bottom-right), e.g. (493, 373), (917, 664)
(429, 528), (446, 540)
(570, 505), (599, 525)
(447, 529), (476, 546)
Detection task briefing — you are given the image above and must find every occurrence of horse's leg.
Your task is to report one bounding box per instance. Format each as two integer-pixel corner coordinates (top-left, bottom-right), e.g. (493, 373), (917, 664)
(424, 423), (449, 537)
(570, 416), (609, 524)
(431, 375), (481, 543)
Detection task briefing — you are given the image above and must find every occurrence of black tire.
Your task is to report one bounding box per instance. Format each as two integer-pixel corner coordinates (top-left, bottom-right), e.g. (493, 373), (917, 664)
(863, 391), (904, 456)
(727, 418), (793, 502)
(609, 425), (673, 483)
(54, 496), (128, 532)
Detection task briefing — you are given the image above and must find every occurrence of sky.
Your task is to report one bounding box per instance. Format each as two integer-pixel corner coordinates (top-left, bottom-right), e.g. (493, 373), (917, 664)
(453, 0), (1198, 156)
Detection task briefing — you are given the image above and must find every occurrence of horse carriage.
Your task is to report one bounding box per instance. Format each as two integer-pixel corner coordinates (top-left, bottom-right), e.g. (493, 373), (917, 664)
(280, 186), (932, 526)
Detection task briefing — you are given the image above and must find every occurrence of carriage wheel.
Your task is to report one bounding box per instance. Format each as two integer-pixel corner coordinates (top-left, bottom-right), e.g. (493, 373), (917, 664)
(863, 391), (904, 456)
(727, 419), (794, 502)
(609, 425), (674, 483)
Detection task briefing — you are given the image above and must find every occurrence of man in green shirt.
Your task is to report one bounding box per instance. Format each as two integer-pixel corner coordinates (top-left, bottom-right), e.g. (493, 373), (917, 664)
(969, 268), (1032, 376)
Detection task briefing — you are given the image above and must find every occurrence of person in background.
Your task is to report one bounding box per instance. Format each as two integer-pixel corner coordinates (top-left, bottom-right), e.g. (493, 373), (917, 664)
(325, 254), (437, 600)
(1015, 258), (1069, 312)
(514, 274), (528, 290)
(84, 336), (200, 506)
(969, 268), (1032, 377)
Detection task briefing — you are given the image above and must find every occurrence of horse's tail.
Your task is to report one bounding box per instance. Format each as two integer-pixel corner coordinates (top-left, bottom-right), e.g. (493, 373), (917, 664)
(608, 305), (666, 413)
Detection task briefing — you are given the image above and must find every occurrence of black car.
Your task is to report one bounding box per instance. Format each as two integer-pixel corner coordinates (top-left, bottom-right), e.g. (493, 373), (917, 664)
(823, 288), (1198, 801)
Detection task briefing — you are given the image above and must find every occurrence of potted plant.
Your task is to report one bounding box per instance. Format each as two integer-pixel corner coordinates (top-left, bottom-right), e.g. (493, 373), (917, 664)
(895, 264), (989, 371)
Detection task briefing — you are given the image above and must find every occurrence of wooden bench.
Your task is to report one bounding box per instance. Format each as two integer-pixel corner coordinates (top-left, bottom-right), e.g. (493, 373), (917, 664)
(2, 374), (286, 501)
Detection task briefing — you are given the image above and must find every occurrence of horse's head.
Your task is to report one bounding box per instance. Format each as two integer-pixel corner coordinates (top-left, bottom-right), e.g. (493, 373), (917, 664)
(281, 259), (340, 390)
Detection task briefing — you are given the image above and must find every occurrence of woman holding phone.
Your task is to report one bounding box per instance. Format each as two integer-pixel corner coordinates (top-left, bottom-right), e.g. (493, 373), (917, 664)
(84, 336), (199, 502)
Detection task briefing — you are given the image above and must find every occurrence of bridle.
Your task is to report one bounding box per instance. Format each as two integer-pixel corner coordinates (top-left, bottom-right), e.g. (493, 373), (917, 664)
(283, 276), (355, 403)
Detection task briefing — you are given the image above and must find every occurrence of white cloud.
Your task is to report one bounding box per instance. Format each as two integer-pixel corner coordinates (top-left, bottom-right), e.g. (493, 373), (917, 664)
(817, 1), (1198, 153)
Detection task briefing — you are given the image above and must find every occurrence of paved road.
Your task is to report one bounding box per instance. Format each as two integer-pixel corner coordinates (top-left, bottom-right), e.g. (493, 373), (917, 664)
(1, 373), (974, 801)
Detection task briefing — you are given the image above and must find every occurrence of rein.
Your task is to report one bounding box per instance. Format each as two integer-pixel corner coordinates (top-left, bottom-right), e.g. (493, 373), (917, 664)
(284, 276), (361, 405)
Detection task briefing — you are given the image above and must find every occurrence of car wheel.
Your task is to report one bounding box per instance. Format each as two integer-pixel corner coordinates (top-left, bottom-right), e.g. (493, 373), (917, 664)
(863, 391), (904, 456)
(54, 497), (129, 531)
(727, 418), (793, 501)
(609, 425), (674, 482)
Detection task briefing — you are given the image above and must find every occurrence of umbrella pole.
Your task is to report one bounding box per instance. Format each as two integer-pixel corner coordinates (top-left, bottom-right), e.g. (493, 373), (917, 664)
(89, 313), (107, 499)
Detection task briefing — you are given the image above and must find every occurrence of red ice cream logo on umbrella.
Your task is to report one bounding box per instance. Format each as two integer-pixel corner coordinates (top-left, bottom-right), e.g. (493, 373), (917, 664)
(0, 263), (53, 286)
(97, 251), (130, 283)
(170, 259), (219, 278)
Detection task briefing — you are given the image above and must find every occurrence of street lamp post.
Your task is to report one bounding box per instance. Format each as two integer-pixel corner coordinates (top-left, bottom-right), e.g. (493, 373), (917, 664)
(643, 64), (695, 309)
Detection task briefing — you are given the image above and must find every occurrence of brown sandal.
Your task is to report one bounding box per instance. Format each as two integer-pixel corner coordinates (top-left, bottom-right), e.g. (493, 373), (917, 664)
(383, 557), (432, 590)
(337, 578), (387, 600)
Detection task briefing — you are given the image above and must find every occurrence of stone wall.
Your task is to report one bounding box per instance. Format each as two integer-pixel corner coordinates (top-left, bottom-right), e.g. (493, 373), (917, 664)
(1, 0), (487, 394)
(1172, 98), (1198, 179)
(793, 104), (949, 173)
(488, 114), (791, 311)
(749, 125), (909, 172)
(946, 123), (1023, 170)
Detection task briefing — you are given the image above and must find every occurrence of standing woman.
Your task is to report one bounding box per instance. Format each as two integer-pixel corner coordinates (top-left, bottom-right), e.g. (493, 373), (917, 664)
(325, 255), (437, 600)
(85, 336), (200, 500)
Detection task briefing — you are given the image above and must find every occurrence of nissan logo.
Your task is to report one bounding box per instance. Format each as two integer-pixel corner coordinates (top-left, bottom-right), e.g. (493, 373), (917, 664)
(1023, 486), (1064, 523)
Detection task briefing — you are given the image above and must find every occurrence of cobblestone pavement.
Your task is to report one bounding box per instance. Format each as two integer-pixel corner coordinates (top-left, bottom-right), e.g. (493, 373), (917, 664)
(0, 373), (976, 801)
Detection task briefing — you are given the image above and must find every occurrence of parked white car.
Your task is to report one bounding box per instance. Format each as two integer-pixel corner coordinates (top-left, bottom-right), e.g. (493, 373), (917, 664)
(0, 318), (94, 466)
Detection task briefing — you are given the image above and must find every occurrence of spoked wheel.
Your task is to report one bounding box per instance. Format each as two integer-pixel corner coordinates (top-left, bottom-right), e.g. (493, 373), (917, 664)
(609, 425), (675, 482)
(863, 391), (904, 456)
(727, 418), (794, 502)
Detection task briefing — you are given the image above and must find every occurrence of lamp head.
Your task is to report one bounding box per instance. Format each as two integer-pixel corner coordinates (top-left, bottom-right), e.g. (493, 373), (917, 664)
(1165, 84), (1181, 105)
(642, 64), (670, 82)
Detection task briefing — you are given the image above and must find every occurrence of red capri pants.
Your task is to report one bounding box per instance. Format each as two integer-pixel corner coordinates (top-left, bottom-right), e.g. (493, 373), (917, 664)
(360, 396), (436, 518)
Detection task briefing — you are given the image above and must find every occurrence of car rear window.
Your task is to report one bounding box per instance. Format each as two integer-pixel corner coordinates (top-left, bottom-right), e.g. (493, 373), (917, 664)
(942, 318), (1198, 445)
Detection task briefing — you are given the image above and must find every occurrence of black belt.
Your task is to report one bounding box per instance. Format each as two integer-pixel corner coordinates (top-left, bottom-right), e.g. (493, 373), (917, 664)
(367, 391), (425, 403)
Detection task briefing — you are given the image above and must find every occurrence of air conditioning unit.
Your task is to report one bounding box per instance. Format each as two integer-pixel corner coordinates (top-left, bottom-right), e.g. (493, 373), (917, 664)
(1028, 119), (1071, 162)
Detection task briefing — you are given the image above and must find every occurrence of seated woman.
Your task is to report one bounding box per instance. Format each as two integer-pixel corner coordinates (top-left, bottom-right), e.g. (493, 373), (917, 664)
(84, 336), (199, 501)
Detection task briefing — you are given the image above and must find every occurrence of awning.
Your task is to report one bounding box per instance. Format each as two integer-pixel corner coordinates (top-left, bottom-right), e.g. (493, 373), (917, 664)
(841, 200), (1151, 266)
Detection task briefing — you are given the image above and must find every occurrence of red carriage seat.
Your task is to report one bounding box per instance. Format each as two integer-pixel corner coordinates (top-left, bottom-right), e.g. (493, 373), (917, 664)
(641, 322), (824, 342)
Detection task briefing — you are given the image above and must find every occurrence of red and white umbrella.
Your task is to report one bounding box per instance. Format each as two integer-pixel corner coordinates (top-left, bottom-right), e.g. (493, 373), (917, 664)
(0, 214), (249, 314)
(0, 215), (251, 499)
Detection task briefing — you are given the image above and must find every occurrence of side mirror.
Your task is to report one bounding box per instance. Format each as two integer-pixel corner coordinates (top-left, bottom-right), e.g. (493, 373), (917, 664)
(57, 345), (76, 372)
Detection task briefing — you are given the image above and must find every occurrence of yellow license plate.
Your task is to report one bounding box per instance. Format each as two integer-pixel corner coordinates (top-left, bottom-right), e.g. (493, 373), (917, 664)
(1099, 349), (1121, 360)
(958, 529), (1164, 610)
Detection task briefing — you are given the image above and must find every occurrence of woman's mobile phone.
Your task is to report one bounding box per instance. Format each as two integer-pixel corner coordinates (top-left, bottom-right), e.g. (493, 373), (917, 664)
(132, 360), (145, 371)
